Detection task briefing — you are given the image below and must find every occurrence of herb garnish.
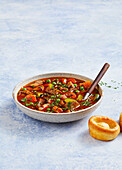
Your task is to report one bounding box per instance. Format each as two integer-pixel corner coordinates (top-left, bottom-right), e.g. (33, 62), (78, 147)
(99, 80), (122, 89)
(21, 97), (27, 102)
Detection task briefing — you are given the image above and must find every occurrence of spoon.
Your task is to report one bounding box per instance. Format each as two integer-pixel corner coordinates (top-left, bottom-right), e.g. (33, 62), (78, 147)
(83, 63), (110, 100)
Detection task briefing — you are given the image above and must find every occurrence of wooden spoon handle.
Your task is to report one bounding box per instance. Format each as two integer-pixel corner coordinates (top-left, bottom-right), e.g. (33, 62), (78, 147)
(88, 63), (110, 95)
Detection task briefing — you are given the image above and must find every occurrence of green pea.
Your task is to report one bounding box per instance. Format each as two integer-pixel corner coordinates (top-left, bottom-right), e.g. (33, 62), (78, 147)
(75, 90), (80, 93)
(47, 108), (50, 111)
(56, 99), (60, 102)
(34, 91), (37, 93)
(53, 82), (56, 85)
(74, 84), (77, 87)
(22, 88), (27, 91)
(46, 79), (51, 83)
(51, 95), (55, 98)
(80, 86), (84, 90)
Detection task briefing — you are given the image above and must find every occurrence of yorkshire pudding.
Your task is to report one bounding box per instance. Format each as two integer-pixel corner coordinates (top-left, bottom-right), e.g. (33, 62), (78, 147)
(119, 112), (122, 131)
(88, 115), (120, 141)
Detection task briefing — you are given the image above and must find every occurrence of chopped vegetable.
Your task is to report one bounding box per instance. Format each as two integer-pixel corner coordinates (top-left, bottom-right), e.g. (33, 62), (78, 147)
(77, 94), (83, 101)
(68, 78), (76, 83)
(21, 97), (27, 102)
(46, 79), (51, 83)
(80, 86), (84, 90)
(83, 81), (91, 89)
(64, 98), (77, 103)
(75, 90), (80, 93)
(51, 95), (55, 98)
(74, 84), (77, 87)
(56, 98), (60, 102)
(37, 92), (43, 97)
(25, 102), (34, 106)
(61, 78), (67, 84)
(52, 82), (56, 85)
(47, 108), (50, 111)
(52, 106), (63, 113)
(26, 94), (37, 103)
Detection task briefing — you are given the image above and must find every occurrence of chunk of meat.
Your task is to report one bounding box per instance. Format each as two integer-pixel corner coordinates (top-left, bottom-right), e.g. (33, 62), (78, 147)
(59, 86), (68, 91)
(52, 106), (63, 113)
(67, 81), (75, 89)
(38, 98), (45, 105)
(59, 94), (67, 100)
(65, 100), (80, 111)
(43, 103), (49, 109)
(38, 103), (49, 111)
(68, 88), (75, 92)
(33, 85), (44, 91)
(43, 96), (52, 104)
(45, 87), (61, 95)
(20, 90), (32, 95)
(30, 80), (45, 87)
(67, 92), (76, 99)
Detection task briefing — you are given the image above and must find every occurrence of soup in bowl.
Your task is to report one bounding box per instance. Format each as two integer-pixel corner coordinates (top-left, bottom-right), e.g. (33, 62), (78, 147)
(13, 73), (103, 123)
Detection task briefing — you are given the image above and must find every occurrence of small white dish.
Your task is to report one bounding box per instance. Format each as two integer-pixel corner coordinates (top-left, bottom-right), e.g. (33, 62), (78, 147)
(12, 73), (103, 123)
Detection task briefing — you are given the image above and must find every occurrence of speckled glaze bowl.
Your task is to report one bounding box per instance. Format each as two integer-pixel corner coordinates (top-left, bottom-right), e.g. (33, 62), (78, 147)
(12, 73), (103, 123)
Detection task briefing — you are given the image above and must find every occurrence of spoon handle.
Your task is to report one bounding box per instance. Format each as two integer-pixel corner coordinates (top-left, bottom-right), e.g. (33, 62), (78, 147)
(88, 63), (110, 95)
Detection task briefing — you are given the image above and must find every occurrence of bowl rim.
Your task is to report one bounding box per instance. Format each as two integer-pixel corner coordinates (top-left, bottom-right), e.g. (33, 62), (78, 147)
(12, 72), (103, 116)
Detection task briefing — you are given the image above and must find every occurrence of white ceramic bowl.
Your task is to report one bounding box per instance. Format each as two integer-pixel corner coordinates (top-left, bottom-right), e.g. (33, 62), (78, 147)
(12, 73), (103, 123)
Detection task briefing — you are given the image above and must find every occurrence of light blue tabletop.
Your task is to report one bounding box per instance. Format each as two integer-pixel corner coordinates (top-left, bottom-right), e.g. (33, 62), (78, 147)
(0, 0), (122, 169)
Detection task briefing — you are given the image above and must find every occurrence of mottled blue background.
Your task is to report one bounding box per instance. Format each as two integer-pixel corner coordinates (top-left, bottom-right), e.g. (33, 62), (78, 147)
(0, 0), (122, 169)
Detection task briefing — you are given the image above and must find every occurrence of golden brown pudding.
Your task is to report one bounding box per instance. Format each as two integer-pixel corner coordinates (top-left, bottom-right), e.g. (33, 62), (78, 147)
(119, 112), (122, 131)
(88, 115), (120, 141)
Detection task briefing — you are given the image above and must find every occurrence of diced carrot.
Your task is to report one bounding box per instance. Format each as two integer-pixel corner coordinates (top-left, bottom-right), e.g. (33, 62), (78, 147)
(52, 106), (63, 113)
(79, 81), (91, 89)
(68, 92), (76, 99)
(26, 94), (37, 103)
(83, 81), (91, 89)
(79, 83), (84, 86)
(68, 78), (76, 84)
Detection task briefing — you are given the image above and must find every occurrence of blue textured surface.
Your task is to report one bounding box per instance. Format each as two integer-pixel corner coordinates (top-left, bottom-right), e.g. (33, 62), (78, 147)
(0, 0), (122, 169)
